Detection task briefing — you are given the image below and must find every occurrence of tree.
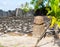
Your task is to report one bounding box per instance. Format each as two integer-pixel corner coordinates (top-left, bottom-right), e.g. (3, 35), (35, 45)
(31, 0), (60, 28)
(31, 0), (48, 11)
(31, 0), (49, 16)
(20, 2), (32, 12)
(47, 0), (60, 28)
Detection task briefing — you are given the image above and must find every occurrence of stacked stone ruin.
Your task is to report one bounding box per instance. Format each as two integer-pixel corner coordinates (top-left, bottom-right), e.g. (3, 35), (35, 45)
(0, 8), (34, 34)
(0, 16), (34, 34)
(0, 8), (51, 36)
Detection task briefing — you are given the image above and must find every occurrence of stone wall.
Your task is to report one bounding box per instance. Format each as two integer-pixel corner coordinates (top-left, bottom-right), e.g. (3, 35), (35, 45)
(0, 10), (15, 17)
(0, 16), (34, 34)
(0, 8), (50, 35)
(0, 8), (34, 17)
(0, 8), (34, 34)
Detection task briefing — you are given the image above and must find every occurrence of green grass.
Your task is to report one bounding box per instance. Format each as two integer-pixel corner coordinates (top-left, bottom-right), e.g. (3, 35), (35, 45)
(0, 44), (5, 47)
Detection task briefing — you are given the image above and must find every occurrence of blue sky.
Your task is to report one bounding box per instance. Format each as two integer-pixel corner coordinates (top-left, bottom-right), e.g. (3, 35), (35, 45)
(0, 0), (31, 11)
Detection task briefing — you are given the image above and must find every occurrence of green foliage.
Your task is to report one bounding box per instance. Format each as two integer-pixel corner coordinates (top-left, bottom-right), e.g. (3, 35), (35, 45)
(20, 2), (32, 12)
(47, 0), (60, 28)
(31, 0), (48, 11)
(47, 0), (60, 16)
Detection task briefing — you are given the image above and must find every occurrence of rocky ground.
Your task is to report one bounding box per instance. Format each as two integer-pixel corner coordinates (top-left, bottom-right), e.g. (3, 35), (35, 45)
(0, 33), (60, 47)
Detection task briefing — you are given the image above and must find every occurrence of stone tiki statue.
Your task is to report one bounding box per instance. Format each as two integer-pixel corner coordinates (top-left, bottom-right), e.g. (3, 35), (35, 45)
(32, 16), (45, 38)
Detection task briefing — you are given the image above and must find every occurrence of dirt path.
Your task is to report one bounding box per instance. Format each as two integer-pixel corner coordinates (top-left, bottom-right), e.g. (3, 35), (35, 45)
(0, 34), (60, 47)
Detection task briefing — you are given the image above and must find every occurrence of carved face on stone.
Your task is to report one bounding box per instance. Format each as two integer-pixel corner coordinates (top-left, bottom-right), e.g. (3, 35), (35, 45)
(34, 16), (44, 24)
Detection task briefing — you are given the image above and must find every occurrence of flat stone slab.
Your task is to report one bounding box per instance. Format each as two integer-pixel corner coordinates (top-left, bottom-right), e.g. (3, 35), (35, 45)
(0, 34), (60, 47)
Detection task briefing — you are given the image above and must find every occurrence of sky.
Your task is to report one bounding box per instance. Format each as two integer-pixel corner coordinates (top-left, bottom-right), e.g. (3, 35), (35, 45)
(0, 0), (32, 11)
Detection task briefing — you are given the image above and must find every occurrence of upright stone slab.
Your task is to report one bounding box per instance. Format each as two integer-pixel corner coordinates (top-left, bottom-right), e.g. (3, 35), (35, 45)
(32, 16), (45, 38)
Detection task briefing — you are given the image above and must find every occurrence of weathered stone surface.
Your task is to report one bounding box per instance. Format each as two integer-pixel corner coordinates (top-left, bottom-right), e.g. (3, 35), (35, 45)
(32, 24), (45, 38)
(3, 12), (8, 17)
(0, 16), (34, 34)
(0, 10), (3, 16)
(15, 8), (24, 17)
(25, 10), (34, 17)
(0, 10), (15, 17)
(0, 8), (34, 17)
(34, 16), (44, 25)
(32, 16), (46, 38)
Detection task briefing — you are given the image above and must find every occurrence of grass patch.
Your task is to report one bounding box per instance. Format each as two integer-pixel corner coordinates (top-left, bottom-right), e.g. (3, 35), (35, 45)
(0, 44), (5, 47)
